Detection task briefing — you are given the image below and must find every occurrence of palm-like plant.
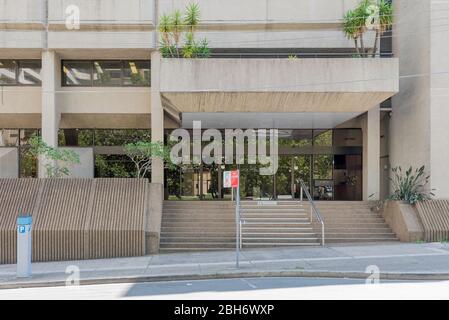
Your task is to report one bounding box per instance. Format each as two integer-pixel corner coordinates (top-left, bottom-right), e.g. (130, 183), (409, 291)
(343, 9), (362, 56)
(343, 0), (393, 57)
(171, 9), (184, 56)
(372, 0), (393, 57)
(184, 3), (200, 34)
(158, 3), (210, 59)
(159, 14), (175, 57)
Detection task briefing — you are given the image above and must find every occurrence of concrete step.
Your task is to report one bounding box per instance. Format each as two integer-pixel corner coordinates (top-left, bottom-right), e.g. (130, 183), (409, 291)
(242, 233), (317, 238)
(161, 231), (236, 237)
(321, 218), (387, 223)
(159, 248), (232, 253)
(161, 225), (235, 234)
(240, 208), (305, 213)
(159, 242), (236, 249)
(241, 227), (314, 232)
(242, 217), (310, 222)
(160, 237), (236, 243)
(240, 222), (313, 227)
(324, 233), (397, 239)
(242, 243), (320, 247)
(324, 228), (394, 233)
(161, 222), (236, 228)
(325, 238), (399, 243)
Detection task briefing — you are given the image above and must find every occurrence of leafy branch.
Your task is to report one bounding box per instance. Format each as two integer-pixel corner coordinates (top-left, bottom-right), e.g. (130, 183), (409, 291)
(123, 141), (173, 179)
(29, 134), (80, 178)
(343, 0), (393, 57)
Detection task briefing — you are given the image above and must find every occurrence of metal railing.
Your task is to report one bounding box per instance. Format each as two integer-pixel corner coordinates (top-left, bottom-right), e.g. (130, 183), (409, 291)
(299, 179), (325, 246)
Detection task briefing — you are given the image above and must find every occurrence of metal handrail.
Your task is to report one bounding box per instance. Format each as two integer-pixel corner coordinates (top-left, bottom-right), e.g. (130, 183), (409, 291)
(299, 179), (325, 246)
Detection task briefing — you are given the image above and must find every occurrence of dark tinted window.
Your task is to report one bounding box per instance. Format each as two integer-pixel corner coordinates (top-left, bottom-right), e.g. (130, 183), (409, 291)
(62, 60), (150, 87)
(63, 61), (92, 86)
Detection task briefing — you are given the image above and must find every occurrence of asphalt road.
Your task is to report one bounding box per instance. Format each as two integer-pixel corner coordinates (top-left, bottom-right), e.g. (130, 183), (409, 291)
(1, 277), (448, 300)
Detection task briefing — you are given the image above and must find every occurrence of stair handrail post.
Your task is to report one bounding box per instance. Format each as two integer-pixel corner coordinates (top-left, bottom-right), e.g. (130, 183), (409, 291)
(298, 179), (325, 247)
(239, 219), (243, 250)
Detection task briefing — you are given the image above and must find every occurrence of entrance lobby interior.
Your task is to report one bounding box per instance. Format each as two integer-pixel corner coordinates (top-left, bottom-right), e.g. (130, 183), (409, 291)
(166, 128), (363, 201)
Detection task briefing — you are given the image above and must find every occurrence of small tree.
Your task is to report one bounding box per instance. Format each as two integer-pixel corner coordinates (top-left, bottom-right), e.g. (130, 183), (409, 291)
(124, 141), (172, 179)
(29, 135), (80, 178)
(159, 3), (210, 58)
(343, 0), (393, 57)
(389, 166), (435, 205)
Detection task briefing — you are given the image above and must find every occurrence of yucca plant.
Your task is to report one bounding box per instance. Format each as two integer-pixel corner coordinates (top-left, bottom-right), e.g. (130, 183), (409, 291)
(184, 3), (200, 34)
(389, 166), (434, 205)
(158, 3), (210, 58)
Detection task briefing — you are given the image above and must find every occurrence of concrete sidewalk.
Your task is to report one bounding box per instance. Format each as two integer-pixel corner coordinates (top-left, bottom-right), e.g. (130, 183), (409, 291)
(2, 242), (449, 289)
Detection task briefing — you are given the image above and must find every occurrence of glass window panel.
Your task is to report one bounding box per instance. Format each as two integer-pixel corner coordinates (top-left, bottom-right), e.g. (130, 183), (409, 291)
(93, 61), (122, 86)
(59, 129), (94, 147)
(20, 146), (37, 178)
(0, 129), (19, 147)
(94, 129), (151, 146)
(333, 129), (362, 147)
(313, 155), (333, 180)
(95, 154), (136, 178)
(63, 61), (92, 86)
(279, 129), (312, 147)
(313, 130), (333, 146)
(123, 60), (150, 86)
(19, 129), (39, 146)
(18, 60), (42, 85)
(0, 60), (17, 85)
(314, 180), (334, 201)
(276, 156), (293, 198)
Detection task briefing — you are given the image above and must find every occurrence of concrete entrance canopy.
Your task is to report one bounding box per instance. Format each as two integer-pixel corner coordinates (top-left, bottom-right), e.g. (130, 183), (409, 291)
(182, 112), (362, 129)
(159, 58), (399, 115)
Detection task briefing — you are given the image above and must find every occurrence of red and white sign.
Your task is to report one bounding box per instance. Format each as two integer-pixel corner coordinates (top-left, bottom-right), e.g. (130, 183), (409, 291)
(231, 170), (239, 188)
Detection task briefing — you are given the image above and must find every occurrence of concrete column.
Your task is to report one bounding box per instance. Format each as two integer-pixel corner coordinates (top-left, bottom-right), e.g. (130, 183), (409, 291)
(151, 51), (164, 184)
(146, 183), (164, 254)
(363, 105), (381, 200)
(40, 50), (61, 178)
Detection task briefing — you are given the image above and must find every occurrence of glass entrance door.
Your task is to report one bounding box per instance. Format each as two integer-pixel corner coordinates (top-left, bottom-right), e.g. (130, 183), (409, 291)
(275, 155), (311, 200)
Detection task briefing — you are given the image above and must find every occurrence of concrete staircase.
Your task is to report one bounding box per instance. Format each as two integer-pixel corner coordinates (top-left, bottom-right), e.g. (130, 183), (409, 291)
(160, 201), (236, 252)
(240, 201), (321, 247)
(160, 201), (398, 253)
(308, 201), (398, 244)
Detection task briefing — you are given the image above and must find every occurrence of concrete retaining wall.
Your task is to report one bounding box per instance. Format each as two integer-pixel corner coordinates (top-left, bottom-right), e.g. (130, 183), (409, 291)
(416, 200), (449, 242)
(382, 201), (424, 242)
(0, 178), (153, 264)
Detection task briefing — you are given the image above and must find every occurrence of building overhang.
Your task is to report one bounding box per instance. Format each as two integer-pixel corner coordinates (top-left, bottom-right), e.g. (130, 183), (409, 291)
(160, 58), (399, 114)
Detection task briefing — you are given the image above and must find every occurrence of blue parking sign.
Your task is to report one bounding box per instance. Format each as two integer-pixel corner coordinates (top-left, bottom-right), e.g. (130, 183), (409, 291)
(18, 226), (26, 234)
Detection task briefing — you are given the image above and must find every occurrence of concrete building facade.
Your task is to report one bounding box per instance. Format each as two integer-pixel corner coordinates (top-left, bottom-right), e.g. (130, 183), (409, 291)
(0, 0), (446, 203)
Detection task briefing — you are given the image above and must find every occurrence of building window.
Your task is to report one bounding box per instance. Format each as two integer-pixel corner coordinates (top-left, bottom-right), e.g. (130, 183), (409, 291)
(62, 60), (151, 87)
(0, 60), (41, 86)
(93, 61), (122, 86)
(63, 61), (93, 86)
(122, 60), (150, 86)
(0, 129), (19, 147)
(313, 130), (333, 146)
(18, 61), (42, 85)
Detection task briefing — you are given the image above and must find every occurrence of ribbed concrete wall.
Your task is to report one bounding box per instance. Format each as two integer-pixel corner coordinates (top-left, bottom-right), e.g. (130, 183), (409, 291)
(0, 178), (148, 264)
(416, 201), (449, 242)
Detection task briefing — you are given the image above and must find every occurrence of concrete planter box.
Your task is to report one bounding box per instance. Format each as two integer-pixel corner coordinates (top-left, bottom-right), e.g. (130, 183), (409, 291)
(382, 200), (424, 242)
